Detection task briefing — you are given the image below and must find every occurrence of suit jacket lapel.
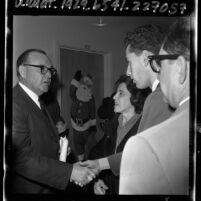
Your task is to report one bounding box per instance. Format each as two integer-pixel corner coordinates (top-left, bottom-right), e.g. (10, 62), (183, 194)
(43, 106), (59, 139)
(16, 84), (59, 142)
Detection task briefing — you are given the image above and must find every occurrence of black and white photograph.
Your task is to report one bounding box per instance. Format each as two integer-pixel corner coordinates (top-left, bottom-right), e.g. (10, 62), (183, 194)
(4, 0), (199, 201)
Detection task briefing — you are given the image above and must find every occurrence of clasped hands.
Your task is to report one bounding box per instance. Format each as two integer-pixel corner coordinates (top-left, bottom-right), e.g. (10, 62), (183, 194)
(70, 160), (101, 187)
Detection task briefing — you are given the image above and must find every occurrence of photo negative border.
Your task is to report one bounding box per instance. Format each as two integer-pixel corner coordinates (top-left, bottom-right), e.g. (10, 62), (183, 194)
(4, 0), (198, 201)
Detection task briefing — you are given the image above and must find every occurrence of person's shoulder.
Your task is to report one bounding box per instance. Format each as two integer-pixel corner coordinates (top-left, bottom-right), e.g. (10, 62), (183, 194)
(13, 83), (19, 92)
(13, 85), (30, 116)
(145, 88), (164, 106)
(138, 111), (178, 142)
(13, 84), (22, 99)
(125, 133), (149, 151)
(104, 114), (119, 129)
(125, 128), (160, 153)
(111, 113), (120, 122)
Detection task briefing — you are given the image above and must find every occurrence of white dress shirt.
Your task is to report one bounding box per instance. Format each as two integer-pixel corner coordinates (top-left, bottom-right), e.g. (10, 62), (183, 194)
(151, 79), (159, 92)
(19, 82), (41, 109)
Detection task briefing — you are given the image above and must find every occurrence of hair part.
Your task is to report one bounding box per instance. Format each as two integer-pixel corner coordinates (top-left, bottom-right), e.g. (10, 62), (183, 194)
(124, 24), (164, 56)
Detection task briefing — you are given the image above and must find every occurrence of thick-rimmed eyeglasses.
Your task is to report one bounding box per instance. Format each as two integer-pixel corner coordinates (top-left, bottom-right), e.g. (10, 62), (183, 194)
(148, 54), (180, 73)
(23, 64), (57, 76)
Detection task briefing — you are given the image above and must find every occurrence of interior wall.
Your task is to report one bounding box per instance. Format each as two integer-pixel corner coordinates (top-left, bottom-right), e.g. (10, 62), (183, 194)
(13, 16), (178, 92)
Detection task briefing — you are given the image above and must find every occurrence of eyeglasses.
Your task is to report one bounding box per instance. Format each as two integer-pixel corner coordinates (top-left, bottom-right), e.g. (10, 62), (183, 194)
(148, 54), (180, 73)
(23, 64), (57, 76)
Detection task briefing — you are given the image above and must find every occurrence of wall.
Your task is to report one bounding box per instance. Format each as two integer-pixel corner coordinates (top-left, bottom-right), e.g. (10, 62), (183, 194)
(13, 16), (178, 91)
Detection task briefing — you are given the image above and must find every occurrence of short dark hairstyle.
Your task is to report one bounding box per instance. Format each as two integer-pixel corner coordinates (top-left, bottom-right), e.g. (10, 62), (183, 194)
(16, 49), (47, 77)
(163, 18), (190, 61)
(115, 75), (150, 114)
(124, 24), (164, 55)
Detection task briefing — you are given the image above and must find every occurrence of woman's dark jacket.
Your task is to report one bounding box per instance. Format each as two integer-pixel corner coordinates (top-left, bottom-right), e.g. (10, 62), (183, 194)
(89, 113), (141, 194)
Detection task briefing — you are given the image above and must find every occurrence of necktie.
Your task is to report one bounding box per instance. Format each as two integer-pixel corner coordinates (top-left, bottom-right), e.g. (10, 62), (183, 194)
(38, 97), (49, 119)
(39, 97), (68, 162)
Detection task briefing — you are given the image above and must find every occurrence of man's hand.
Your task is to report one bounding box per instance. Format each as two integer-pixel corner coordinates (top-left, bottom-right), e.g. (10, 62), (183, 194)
(94, 179), (109, 195)
(70, 162), (96, 187)
(79, 160), (101, 175)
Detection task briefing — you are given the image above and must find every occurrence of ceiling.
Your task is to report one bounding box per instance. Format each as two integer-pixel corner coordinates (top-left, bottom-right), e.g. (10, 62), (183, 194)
(41, 16), (180, 30)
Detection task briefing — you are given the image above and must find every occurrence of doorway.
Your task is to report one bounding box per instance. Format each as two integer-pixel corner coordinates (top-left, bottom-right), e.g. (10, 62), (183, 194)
(58, 46), (111, 126)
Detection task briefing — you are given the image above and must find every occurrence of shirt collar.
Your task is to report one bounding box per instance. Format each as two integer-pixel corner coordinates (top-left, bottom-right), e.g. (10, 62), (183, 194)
(179, 96), (190, 107)
(152, 79), (160, 92)
(19, 82), (41, 108)
(118, 113), (139, 128)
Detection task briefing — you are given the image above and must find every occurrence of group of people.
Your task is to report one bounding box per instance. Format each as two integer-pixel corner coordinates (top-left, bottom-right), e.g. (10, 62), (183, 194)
(8, 18), (190, 195)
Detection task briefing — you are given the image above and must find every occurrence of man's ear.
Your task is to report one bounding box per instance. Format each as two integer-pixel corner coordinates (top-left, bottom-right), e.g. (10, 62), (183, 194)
(18, 65), (26, 78)
(142, 50), (150, 67)
(177, 56), (188, 84)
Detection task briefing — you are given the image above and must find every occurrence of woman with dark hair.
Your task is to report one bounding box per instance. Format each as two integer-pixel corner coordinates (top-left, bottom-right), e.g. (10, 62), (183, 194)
(85, 74), (150, 194)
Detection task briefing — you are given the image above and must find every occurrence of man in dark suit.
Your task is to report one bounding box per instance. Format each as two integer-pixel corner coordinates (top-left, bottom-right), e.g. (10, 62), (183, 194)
(11, 49), (96, 193)
(120, 18), (190, 194)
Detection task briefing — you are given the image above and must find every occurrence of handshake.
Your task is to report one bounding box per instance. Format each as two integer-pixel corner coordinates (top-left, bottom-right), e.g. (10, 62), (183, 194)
(70, 160), (101, 187)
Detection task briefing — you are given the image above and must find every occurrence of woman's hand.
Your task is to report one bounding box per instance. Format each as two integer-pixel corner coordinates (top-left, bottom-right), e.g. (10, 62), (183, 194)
(94, 179), (109, 195)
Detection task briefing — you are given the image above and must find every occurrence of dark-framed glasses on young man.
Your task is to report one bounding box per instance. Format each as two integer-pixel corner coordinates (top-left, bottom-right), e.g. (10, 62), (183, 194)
(148, 54), (180, 73)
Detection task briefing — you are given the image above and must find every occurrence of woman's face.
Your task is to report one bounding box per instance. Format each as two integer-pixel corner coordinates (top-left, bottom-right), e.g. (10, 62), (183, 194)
(113, 83), (133, 114)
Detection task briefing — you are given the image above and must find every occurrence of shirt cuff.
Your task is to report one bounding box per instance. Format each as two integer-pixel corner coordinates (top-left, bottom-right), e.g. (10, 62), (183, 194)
(98, 158), (110, 170)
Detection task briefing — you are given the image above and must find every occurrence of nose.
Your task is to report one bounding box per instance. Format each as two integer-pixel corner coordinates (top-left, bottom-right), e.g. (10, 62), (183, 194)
(126, 66), (131, 77)
(113, 93), (117, 100)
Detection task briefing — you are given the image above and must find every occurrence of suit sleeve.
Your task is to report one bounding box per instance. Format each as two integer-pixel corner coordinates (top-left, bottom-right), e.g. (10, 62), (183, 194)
(107, 152), (122, 176)
(119, 135), (171, 194)
(12, 102), (73, 190)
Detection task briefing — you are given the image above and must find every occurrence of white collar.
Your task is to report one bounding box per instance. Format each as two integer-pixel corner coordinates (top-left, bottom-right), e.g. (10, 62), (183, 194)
(152, 79), (159, 92)
(19, 82), (41, 108)
(179, 96), (190, 107)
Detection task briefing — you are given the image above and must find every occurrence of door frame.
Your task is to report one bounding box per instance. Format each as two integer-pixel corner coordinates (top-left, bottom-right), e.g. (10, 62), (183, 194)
(53, 41), (112, 107)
